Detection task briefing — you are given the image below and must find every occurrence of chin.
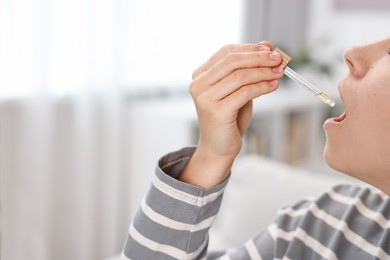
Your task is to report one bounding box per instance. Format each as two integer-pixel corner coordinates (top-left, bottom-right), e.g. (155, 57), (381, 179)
(323, 141), (347, 174)
(323, 142), (365, 183)
(323, 145), (336, 169)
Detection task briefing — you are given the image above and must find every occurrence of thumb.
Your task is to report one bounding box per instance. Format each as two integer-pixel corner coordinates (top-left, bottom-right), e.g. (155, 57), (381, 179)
(237, 101), (253, 136)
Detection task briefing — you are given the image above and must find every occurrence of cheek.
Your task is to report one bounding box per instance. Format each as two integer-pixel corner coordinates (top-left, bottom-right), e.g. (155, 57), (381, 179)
(361, 86), (390, 143)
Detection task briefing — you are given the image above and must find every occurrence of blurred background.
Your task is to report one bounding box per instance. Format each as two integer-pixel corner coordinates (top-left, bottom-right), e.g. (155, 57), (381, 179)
(1, 0), (390, 259)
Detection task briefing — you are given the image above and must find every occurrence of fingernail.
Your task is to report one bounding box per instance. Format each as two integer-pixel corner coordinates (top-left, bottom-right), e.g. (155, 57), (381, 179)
(270, 52), (281, 61)
(272, 65), (284, 73)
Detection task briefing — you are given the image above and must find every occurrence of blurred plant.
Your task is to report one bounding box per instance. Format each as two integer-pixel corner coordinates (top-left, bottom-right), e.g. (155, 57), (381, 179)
(276, 39), (338, 84)
(288, 43), (333, 77)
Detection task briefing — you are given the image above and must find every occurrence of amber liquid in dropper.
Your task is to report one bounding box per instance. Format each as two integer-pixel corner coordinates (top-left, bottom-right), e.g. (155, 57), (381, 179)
(315, 92), (335, 107)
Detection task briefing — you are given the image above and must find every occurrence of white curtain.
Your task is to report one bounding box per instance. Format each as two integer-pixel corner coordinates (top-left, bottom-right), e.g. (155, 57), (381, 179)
(1, 94), (131, 260)
(0, 0), (133, 259)
(0, 0), (243, 259)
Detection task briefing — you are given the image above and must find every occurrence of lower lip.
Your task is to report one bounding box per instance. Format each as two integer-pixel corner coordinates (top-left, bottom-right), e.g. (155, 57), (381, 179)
(323, 112), (346, 129)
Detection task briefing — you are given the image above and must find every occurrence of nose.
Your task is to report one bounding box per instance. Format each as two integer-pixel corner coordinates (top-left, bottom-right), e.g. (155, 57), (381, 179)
(343, 45), (369, 78)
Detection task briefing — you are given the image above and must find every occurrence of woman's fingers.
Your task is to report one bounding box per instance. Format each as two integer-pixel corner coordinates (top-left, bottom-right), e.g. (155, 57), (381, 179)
(258, 41), (272, 49)
(206, 50), (282, 85)
(190, 50), (283, 97)
(192, 43), (271, 79)
(193, 79), (280, 128)
(220, 80), (280, 112)
(204, 65), (284, 101)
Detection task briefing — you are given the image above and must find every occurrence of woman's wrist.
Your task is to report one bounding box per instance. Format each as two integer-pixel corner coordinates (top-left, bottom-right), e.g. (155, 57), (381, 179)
(178, 147), (235, 189)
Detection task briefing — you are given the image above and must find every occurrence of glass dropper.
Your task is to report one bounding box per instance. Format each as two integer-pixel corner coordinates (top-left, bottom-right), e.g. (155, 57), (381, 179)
(274, 47), (336, 107)
(284, 66), (335, 107)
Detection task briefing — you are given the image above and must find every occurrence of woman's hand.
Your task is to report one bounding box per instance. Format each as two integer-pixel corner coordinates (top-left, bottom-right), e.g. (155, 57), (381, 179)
(179, 42), (284, 188)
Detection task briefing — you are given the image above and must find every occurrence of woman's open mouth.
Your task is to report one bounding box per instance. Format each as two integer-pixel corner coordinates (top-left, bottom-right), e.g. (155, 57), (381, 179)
(324, 82), (347, 127)
(333, 112), (346, 123)
(323, 112), (346, 129)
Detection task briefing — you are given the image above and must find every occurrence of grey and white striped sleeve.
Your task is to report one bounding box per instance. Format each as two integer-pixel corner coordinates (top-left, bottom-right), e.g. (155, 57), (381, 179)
(121, 147), (390, 259)
(121, 147), (230, 260)
(261, 184), (390, 259)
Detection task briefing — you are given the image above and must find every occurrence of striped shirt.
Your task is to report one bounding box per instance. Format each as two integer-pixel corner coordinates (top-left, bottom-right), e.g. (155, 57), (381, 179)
(122, 147), (390, 260)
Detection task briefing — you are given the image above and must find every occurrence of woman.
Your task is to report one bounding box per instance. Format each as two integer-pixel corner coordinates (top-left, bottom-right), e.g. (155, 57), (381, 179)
(121, 37), (390, 259)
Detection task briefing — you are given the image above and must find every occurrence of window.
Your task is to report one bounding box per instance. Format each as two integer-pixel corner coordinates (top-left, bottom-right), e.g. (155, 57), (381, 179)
(0, 0), (244, 94)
